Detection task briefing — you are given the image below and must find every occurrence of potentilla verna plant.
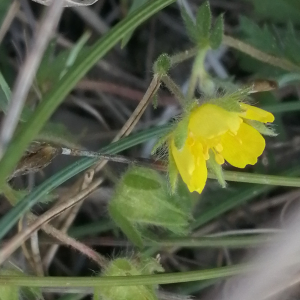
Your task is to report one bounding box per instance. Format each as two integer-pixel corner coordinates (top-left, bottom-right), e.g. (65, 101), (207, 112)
(167, 97), (275, 194)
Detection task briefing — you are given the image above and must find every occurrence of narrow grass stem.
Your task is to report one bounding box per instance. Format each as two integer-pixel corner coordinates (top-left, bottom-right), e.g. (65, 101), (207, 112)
(220, 171), (300, 188)
(0, 264), (250, 287)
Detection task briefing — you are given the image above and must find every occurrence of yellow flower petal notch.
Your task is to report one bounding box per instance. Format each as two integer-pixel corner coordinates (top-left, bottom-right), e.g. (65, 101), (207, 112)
(169, 102), (275, 194)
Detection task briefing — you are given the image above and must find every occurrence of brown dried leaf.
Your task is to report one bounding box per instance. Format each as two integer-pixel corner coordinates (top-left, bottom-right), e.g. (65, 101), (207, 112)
(8, 142), (60, 180)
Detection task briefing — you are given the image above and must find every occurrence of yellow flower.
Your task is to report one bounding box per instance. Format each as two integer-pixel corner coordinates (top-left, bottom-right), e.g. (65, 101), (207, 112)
(170, 103), (274, 193)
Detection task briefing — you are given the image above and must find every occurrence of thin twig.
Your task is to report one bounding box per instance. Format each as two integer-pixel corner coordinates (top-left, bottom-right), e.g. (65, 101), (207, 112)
(30, 231), (44, 276)
(0, 0), (20, 44)
(0, 176), (107, 267)
(94, 73), (161, 173)
(0, 1), (64, 157)
(43, 170), (95, 269)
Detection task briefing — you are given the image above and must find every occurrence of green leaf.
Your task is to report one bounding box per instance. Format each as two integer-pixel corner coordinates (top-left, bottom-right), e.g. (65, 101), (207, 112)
(210, 89), (247, 112)
(181, 8), (197, 43)
(173, 115), (189, 150)
(97, 257), (162, 300)
(239, 16), (280, 56)
(282, 22), (300, 65)
(111, 167), (190, 237)
(248, 0), (300, 24)
(123, 173), (161, 190)
(244, 119), (277, 136)
(196, 1), (211, 44)
(0, 0), (10, 24)
(0, 70), (31, 122)
(0, 286), (18, 300)
(59, 31), (91, 79)
(0, 70), (10, 114)
(168, 150), (178, 193)
(108, 202), (144, 248)
(207, 150), (226, 188)
(209, 14), (224, 49)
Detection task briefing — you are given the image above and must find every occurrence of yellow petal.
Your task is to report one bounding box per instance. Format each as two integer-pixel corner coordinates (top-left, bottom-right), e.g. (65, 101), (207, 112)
(189, 103), (242, 139)
(240, 103), (274, 123)
(221, 122), (266, 168)
(171, 137), (207, 193)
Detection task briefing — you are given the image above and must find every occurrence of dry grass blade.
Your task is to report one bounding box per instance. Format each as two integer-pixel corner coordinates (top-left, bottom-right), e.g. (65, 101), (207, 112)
(0, 174), (107, 267)
(0, 0), (20, 44)
(32, 0), (98, 7)
(43, 169), (96, 269)
(0, 1), (65, 157)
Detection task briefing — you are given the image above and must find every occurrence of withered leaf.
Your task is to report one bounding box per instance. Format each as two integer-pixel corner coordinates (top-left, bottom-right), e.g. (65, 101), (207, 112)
(8, 142), (60, 180)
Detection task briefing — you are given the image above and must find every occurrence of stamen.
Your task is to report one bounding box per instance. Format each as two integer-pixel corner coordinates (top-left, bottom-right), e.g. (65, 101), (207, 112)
(204, 152), (210, 160)
(187, 136), (194, 147)
(202, 144), (210, 160)
(215, 153), (225, 165)
(215, 143), (223, 152)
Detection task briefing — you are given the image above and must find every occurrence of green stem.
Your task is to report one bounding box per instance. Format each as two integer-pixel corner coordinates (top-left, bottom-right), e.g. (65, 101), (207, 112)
(187, 48), (207, 100)
(219, 171), (300, 188)
(0, 264), (250, 287)
(154, 235), (271, 248)
(170, 47), (198, 65)
(162, 75), (186, 105)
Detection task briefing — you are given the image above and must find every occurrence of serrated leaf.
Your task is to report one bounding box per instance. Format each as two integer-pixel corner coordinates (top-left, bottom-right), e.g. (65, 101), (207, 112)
(209, 14), (224, 49)
(181, 8), (197, 43)
(250, 0), (300, 24)
(282, 22), (300, 65)
(196, 1), (211, 44)
(121, 0), (148, 48)
(239, 16), (280, 56)
(108, 202), (143, 248)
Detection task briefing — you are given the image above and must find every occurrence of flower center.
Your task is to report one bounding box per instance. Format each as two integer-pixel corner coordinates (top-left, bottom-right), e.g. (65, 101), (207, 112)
(188, 132), (225, 165)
